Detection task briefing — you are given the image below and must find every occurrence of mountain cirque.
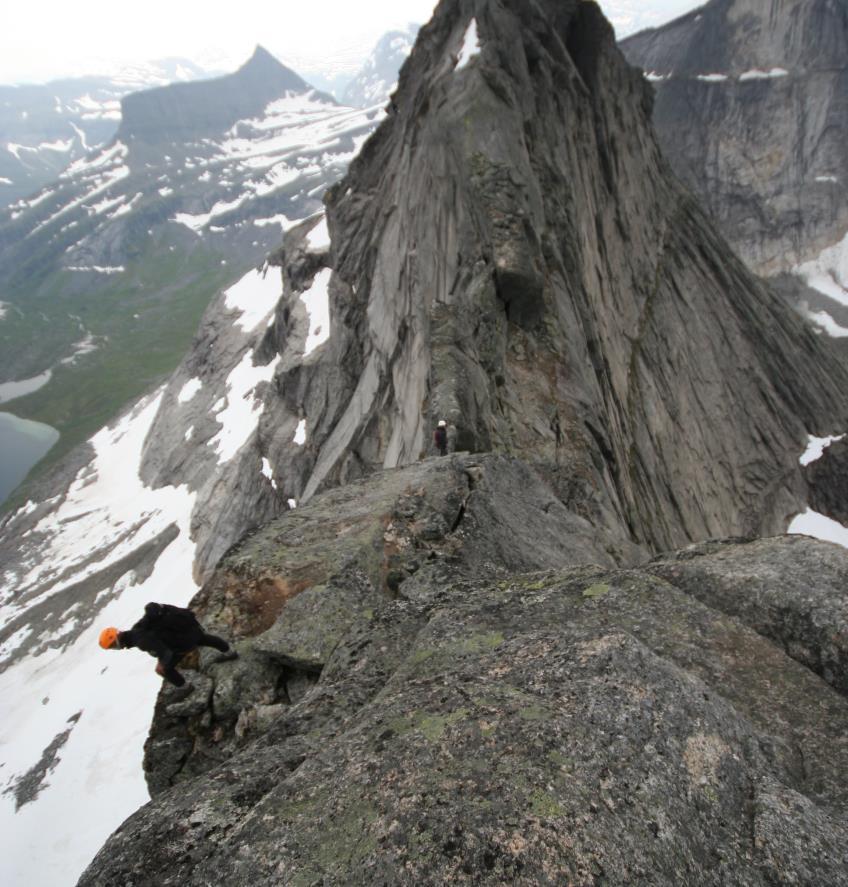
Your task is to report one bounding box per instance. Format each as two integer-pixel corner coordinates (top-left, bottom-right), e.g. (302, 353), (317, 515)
(77, 0), (848, 884)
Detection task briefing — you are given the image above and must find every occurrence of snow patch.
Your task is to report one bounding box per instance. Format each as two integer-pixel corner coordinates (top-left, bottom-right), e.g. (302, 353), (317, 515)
(253, 213), (297, 229)
(300, 268), (332, 356)
(172, 194), (249, 233)
(456, 19), (481, 70)
(261, 457), (278, 490)
(223, 268), (281, 332)
(795, 232), (848, 306)
(208, 352), (280, 463)
(177, 378), (202, 404)
(805, 309), (848, 338)
(739, 68), (789, 81)
(799, 433), (845, 467)
(788, 509), (848, 549)
(696, 73), (729, 82)
(294, 419), (307, 446)
(60, 332), (98, 365)
(66, 265), (125, 274)
(306, 215), (330, 251)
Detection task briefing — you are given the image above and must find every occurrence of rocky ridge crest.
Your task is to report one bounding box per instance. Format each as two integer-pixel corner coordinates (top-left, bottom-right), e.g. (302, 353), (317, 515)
(75, 0), (848, 883)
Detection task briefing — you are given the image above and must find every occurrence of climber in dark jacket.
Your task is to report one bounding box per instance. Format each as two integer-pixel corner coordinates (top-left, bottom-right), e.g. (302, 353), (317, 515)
(434, 419), (448, 456)
(99, 602), (230, 687)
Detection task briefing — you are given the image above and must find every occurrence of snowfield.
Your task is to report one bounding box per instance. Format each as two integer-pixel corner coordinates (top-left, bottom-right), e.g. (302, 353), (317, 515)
(0, 392), (198, 887)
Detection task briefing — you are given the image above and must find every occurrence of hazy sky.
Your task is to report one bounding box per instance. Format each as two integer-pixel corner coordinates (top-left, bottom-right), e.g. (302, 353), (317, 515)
(2, 0), (706, 84)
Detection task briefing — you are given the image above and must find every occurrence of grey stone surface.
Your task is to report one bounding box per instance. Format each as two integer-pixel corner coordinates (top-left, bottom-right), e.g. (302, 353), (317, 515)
(79, 528), (848, 885)
(621, 0), (848, 276)
(10, 2), (848, 881)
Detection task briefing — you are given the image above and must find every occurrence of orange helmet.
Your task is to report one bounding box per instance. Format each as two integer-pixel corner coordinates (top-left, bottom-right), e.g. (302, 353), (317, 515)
(99, 627), (120, 649)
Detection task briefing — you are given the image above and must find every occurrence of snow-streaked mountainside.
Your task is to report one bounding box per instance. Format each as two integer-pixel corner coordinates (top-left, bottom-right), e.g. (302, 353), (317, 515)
(283, 39), (385, 101)
(0, 258), (292, 885)
(0, 59), (213, 208)
(342, 25), (419, 108)
(4, 4), (848, 883)
(0, 46), (383, 475)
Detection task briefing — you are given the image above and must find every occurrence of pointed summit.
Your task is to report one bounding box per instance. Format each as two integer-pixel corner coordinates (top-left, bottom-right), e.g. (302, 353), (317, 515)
(118, 46), (309, 142)
(254, 0), (848, 554)
(237, 44), (306, 87)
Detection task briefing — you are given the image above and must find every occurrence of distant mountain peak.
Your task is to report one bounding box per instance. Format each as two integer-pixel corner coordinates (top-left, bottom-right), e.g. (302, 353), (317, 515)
(240, 44), (294, 78)
(118, 47), (309, 142)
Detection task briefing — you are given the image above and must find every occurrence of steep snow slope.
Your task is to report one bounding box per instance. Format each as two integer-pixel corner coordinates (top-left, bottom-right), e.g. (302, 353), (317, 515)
(0, 261), (286, 886)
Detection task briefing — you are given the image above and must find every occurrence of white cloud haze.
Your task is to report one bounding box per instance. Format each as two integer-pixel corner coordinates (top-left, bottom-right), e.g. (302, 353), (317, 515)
(2, 0), (705, 85)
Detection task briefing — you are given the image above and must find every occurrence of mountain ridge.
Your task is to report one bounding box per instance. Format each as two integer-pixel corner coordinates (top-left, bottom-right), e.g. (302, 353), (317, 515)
(3, 1), (848, 884)
(117, 45), (319, 142)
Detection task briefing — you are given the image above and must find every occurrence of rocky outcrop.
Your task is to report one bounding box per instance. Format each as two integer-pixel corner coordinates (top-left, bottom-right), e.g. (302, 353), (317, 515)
(621, 0), (848, 276)
(139, 454), (634, 796)
(78, 455), (848, 883)
(67, 2), (848, 883)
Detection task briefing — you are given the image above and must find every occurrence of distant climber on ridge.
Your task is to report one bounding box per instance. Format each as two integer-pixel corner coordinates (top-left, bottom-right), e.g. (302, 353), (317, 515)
(434, 419), (448, 456)
(98, 602), (231, 687)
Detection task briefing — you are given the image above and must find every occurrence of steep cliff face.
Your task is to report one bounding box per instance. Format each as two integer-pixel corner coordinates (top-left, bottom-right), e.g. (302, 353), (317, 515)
(9, 1), (848, 884)
(621, 0), (848, 276)
(229, 0), (848, 558)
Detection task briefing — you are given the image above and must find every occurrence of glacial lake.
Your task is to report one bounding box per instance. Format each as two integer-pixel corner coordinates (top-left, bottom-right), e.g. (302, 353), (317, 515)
(0, 369), (52, 404)
(0, 411), (59, 506)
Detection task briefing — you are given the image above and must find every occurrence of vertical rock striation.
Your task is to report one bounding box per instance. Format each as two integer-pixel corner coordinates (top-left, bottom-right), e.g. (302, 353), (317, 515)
(73, 2), (848, 884)
(246, 0), (848, 557)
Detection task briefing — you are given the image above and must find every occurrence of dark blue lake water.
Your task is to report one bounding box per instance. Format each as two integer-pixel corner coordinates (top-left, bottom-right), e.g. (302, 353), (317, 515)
(0, 411), (59, 506)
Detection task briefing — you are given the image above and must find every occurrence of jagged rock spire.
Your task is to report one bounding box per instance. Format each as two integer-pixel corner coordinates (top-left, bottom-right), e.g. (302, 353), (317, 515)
(259, 0), (848, 553)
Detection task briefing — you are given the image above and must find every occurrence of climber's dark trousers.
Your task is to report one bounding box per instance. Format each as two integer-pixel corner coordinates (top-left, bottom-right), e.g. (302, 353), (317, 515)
(199, 632), (229, 652)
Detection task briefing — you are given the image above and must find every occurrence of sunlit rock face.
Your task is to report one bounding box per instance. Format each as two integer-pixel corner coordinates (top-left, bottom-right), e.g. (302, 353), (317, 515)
(621, 0), (848, 278)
